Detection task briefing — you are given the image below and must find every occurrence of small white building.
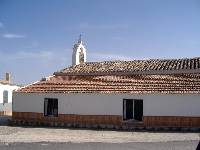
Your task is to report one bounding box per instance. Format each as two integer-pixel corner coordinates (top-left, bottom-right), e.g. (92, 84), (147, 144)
(12, 39), (200, 129)
(0, 73), (20, 115)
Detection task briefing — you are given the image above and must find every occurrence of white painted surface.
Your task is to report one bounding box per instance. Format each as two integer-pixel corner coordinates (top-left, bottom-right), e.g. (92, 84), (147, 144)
(72, 40), (86, 65)
(0, 84), (20, 103)
(13, 93), (200, 117)
(13, 93), (121, 115)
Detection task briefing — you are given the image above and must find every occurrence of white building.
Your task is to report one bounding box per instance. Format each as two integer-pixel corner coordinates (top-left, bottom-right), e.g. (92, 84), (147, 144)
(0, 73), (20, 115)
(12, 39), (200, 129)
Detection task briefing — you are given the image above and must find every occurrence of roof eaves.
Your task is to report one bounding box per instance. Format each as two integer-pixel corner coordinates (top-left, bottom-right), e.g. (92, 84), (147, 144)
(54, 68), (200, 76)
(15, 75), (55, 92)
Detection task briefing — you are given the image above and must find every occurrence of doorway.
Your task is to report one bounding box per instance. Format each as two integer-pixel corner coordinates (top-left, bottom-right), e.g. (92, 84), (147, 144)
(123, 99), (143, 121)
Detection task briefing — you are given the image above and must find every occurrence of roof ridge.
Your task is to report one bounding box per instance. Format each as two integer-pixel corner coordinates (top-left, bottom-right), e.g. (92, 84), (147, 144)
(55, 57), (200, 76)
(84, 57), (200, 63)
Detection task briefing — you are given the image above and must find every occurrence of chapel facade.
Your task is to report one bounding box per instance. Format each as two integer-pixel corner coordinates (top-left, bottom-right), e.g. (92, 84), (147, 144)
(12, 38), (200, 130)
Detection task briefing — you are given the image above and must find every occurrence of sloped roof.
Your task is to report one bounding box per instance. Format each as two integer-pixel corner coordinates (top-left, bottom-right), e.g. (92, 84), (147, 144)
(17, 74), (200, 94)
(55, 57), (200, 76)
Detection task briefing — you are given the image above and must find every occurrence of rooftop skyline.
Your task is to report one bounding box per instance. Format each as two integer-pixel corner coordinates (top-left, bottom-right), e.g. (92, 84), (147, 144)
(0, 0), (200, 84)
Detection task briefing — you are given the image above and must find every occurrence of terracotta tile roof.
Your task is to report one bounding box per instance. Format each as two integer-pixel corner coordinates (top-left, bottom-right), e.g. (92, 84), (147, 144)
(55, 57), (200, 76)
(17, 74), (200, 94)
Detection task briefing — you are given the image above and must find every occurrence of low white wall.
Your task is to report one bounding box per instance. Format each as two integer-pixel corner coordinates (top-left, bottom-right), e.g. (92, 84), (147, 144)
(0, 84), (19, 103)
(13, 93), (122, 115)
(13, 93), (200, 117)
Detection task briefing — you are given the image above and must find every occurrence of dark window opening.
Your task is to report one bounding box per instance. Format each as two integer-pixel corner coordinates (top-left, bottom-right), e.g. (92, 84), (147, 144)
(79, 48), (84, 64)
(123, 99), (133, 120)
(44, 98), (58, 117)
(3, 90), (8, 104)
(134, 100), (143, 121)
(123, 99), (143, 121)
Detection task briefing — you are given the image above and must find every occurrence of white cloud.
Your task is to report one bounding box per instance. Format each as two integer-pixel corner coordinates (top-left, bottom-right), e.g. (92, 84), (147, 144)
(0, 50), (58, 61)
(0, 49), (71, 68)
(89, 52), (133, 61)
(17, 51), (53, 59)
(89, 52), (150, 62)
(0, 22), (3, 28)
(2, 33), (25, 39)
(0, 49), (70, 84)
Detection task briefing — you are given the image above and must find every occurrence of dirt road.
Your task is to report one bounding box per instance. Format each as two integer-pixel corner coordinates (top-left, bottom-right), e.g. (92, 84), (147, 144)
(0, 126), (199, 143)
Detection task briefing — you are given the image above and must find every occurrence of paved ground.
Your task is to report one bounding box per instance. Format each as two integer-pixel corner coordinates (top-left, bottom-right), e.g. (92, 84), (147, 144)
(0, 126), (199, 149)
(0, 141), (199, 150)
(0, 126), (199, 143)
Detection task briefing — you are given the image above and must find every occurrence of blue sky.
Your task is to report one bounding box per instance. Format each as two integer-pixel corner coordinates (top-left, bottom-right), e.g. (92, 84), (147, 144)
(0, 0), (200, 84)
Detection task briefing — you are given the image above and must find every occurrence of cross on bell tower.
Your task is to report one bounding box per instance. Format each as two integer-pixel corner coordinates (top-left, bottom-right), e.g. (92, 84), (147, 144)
(78, 34), (82, 43)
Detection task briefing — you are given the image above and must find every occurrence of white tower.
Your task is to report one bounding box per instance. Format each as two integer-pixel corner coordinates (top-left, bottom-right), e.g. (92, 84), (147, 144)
(72, 35), (87, 65)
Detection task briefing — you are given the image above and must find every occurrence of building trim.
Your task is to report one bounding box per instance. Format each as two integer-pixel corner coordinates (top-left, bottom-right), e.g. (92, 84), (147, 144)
(12, 112), (200, 128)
(143, 116), (200, 127)
(12, 112), (122, 125)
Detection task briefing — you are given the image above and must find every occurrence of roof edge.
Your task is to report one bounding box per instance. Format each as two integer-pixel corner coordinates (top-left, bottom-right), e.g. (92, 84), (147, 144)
(54, 68), (200, 76)
(15, 75), (55, 92)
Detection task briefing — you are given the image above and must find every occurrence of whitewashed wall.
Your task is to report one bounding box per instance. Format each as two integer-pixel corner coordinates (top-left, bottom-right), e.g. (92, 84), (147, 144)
(13, 93), (200, 117)
(0, 84), (20, 103)
(72, 42), (86, 65)
(13, 93), (121, 115)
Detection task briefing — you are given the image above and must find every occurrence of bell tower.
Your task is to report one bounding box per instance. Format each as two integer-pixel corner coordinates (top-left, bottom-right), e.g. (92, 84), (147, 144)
(72, 35), (87, 65)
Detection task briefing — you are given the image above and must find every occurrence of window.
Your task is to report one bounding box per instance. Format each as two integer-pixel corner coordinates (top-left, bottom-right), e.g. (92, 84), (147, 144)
(44, 98), (58, 117)
(3, 90), (8, 104)
(79, 48), (84, 64)
(123, 99), (143, 121)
